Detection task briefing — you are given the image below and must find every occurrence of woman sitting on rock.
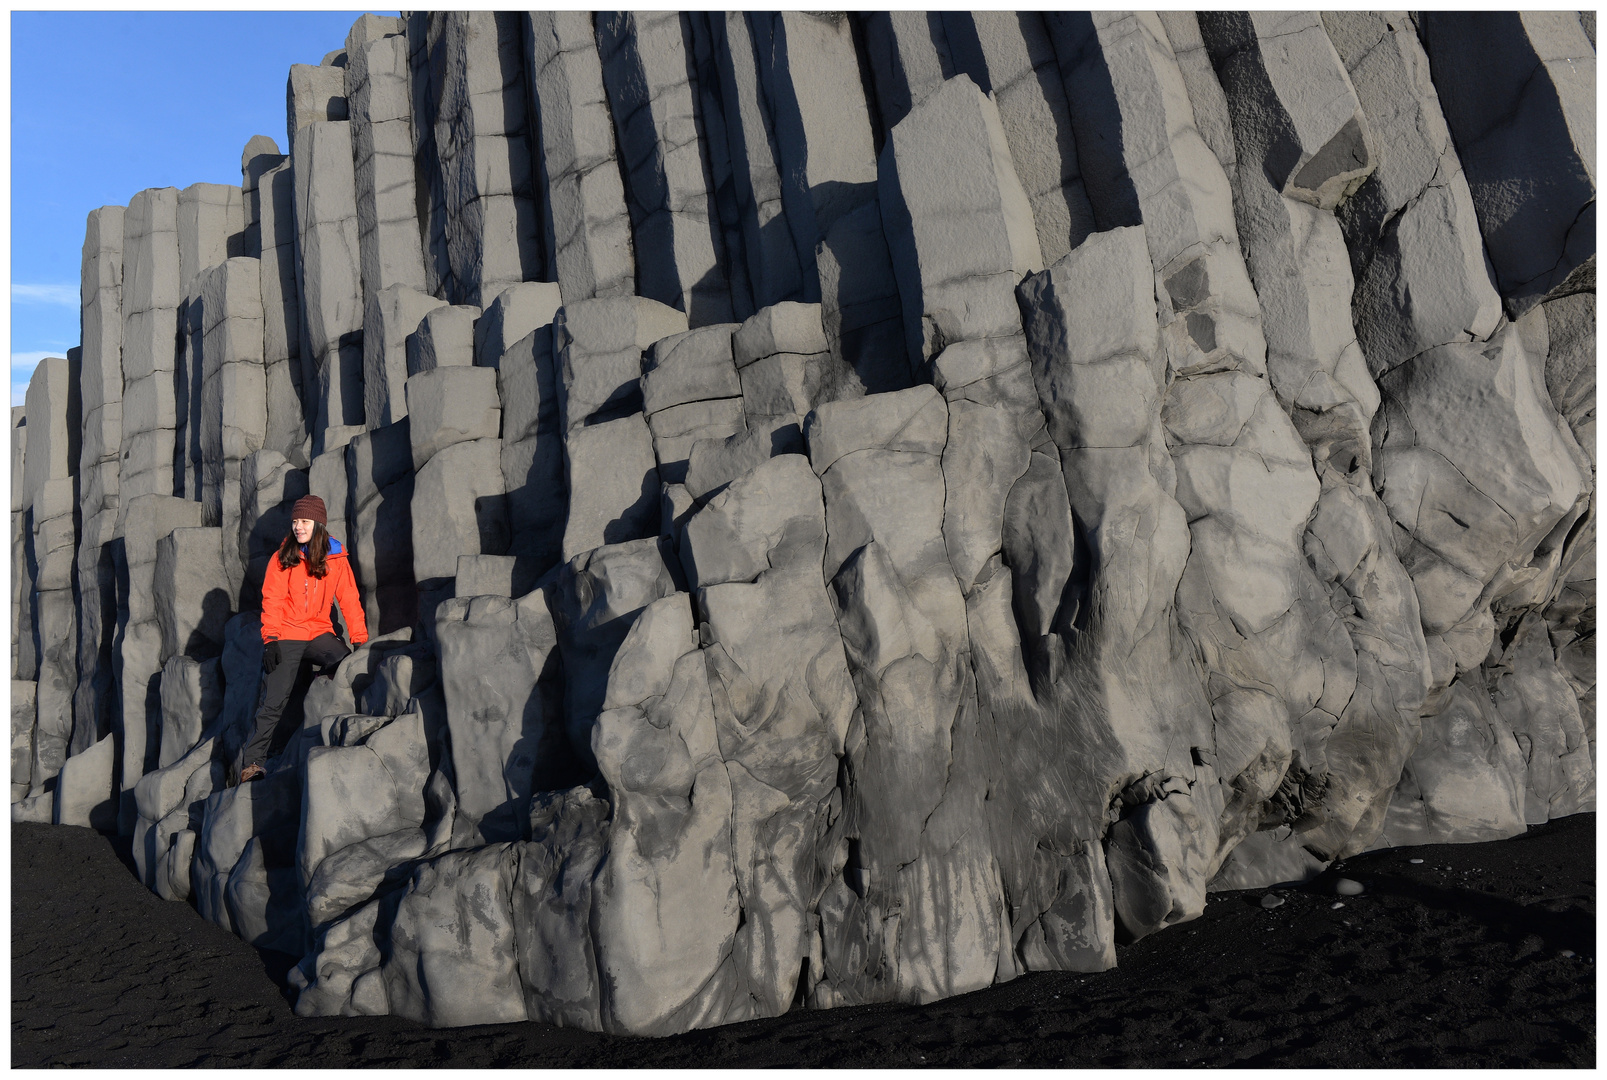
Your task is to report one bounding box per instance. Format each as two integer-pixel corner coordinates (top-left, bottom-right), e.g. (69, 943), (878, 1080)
(236, 495), (368, 783)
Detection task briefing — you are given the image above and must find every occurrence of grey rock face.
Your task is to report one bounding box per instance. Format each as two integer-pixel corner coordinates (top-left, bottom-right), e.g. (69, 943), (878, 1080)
(348, 31), (427, 299)
(596, 12), (734, 325)
(942, 12), (1096, 264)
(114, 493), (206, 833)
(700, 13), (795, 314)
(199, 257), (269, 598)
(78, 200), (125, 694)
(405, 366), (500, 470)
(119, 188), (184, 503)
(555, 296), (688, 432)
(12, 681), (37, 803)
(411, 437), (509, 591)
(52, 731), (117, 831)
(526, 11), (635, 302)
(154, 527), (229, 662)
(240, 134), (281, 258)
(1377, 675), (1527, 846)
(347, 420), (417, 635)
(21, 358), (83, 794)
(364, 284), (449, 428)
(497, 323), (566, 572)
(879, 74), (1043, 378)
(1199, 10), (1380, 472)
(1321, 12), (1502, 377)
(1419, 12), (1595, 315)
(417, 12), (545, 308)
(407, 304), (480, 375)
(1193, 11), (1436, 877)
(287, 63), (349, 148)
(474, 281), (562, 369)
(21, 5), (1599, 1040)
(292, 120), (365, 443)
(436, 589), (570, 845)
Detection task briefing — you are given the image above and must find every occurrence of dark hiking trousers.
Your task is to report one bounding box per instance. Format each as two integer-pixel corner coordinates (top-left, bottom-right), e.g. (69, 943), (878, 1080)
(237, 633), (350, 773)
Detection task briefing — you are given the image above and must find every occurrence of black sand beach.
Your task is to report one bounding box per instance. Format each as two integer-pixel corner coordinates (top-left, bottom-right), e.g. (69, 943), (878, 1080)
(12, 814), (1594, 1068)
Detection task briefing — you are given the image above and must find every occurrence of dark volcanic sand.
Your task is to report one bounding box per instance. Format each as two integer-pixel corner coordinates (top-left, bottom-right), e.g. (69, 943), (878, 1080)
(12, 815), (1595, 1068)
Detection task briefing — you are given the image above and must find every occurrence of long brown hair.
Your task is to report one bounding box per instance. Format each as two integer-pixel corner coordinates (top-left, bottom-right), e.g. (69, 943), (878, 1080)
(277, 521), (331, 578)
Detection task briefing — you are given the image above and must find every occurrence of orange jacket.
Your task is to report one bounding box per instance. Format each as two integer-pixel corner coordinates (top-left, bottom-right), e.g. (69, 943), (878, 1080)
(260, 538), (369, 646)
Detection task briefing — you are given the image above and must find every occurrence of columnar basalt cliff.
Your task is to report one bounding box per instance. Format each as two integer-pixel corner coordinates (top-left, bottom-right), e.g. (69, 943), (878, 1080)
(12, 10), (1596, 1032)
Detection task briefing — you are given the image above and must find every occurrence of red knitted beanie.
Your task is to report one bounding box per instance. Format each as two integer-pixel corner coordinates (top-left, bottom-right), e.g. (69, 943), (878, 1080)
(291, 495), (327, 526)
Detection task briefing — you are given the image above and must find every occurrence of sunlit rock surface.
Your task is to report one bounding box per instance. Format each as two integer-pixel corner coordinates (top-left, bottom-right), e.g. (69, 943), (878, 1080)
(14, 9), (1595, 1034)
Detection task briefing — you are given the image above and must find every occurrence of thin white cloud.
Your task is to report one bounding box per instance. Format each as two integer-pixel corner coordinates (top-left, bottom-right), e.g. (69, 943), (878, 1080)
(11, 352), (60, 407)
(12, 283), (80, 306)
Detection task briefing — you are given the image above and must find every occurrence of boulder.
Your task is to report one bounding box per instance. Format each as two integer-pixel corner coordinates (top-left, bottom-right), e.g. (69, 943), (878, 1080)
(555, 296), (688, 432)
(474, 281), (562, 368)
(1377, 676), (1527, 846)
(587, 595), (743, 1032)
(405, 366), (501, 471)
(299, 702), (436, 903)
(157, 655), (223, 770)
(380, 844), (528, 1025)
(153, 526), (230, 662)
(497, 325), (566, 571)
(287, 63), (348, 146)
(641, 323), (742, 416)
(407, 305), (480, 375)
(549, 536), (682, 766)
(51, 731), (117, 831)
(454, 554), (541, 601)
(1375, 325), (1588, 634)
(364, 284), (449, 428)
(11, 681), (36, 802)
(435, 589), (571, 845)
(411, 437), (509, 589)
(561, 415), (659, 560)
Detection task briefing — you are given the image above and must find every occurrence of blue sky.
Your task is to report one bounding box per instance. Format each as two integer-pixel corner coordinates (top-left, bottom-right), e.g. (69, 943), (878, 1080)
(11, 11), (382, 406)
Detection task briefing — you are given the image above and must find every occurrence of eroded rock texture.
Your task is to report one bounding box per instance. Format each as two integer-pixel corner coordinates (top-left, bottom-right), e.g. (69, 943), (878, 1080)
(14, 9), (1596, 1034)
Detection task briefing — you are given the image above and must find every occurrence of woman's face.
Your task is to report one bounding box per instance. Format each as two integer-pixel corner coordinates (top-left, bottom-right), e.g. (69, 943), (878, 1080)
(292, 518), (315, 544)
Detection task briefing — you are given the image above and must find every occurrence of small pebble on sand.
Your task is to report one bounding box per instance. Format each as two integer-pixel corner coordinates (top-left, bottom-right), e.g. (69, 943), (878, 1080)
(1335, 878), (1364, 896)
(1331, 902), (1345, 910)
(1560, 950), (1576, 959)
(1261, 893), (1285, 909)
(1409, 858), (1424, 864)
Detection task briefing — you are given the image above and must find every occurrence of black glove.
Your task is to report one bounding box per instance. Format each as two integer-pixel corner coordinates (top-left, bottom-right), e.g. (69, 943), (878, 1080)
(263, 640), (281, 674)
